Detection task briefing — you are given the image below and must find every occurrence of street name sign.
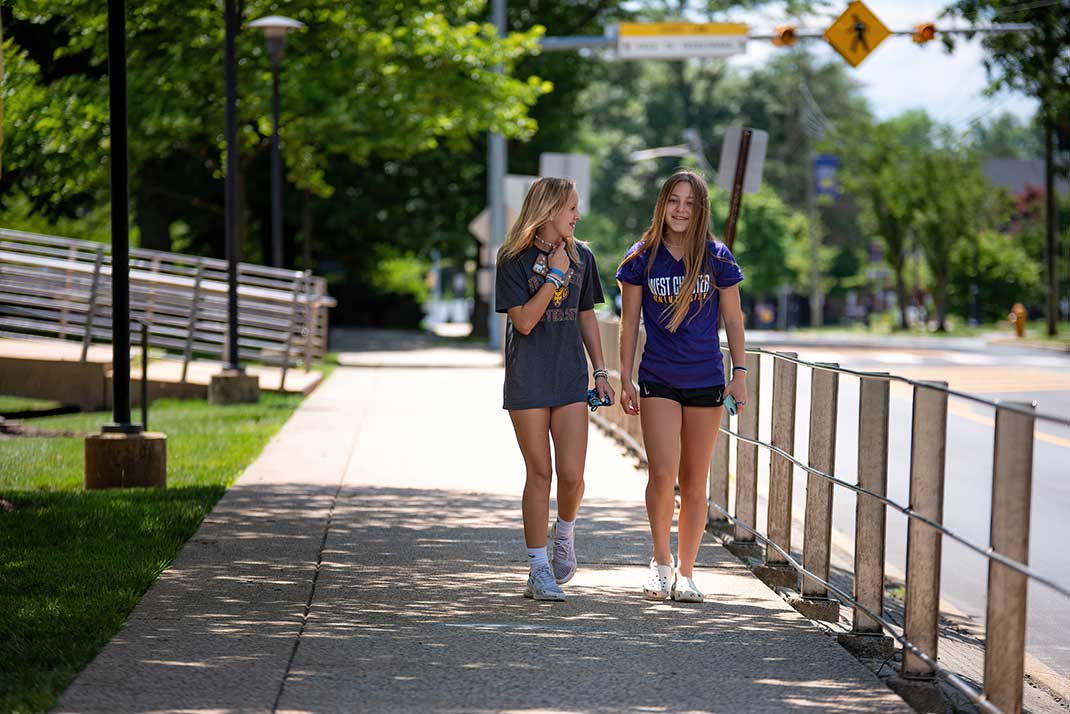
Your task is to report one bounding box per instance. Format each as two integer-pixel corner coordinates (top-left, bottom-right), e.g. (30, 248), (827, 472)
(616, 22), (748, 60)
(824, 1), (890, 67)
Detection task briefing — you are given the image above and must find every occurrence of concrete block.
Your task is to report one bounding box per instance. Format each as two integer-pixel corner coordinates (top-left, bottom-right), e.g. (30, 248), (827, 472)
(85, 431), (167, 489)
(207, 369), (260, 405)
(838, 631), (897, 659)
(787, 593), (841, 622)
(722, 537), (765, 564)
(887, 676), (948, 714)
(754, 563), (797, 589)
(0, 355), (109, 410)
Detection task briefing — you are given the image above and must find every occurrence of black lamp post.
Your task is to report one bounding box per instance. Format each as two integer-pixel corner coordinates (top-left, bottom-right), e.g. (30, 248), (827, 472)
(104, 0), (137, 433)
(224, 0), (240, 371)
(248, 15), (304, 269)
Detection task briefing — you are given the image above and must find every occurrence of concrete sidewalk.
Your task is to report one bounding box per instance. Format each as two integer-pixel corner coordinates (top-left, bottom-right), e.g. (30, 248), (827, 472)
(53, 352), (910, 713)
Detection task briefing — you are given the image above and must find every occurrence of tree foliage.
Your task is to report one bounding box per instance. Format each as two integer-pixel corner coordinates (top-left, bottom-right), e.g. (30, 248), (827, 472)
(1, 0), (549, 253)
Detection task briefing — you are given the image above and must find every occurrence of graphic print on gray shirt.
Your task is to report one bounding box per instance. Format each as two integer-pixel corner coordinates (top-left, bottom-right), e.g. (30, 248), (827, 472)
(495, 243), (604, 410)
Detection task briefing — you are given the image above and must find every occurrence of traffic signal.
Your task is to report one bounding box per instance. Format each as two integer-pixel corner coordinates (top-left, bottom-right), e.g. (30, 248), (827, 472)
(913, 22), (936, 44)
(772, 25), (797, 47)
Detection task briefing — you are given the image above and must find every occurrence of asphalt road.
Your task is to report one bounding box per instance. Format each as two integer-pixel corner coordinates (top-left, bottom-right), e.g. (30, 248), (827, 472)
(740, 338), (1070, 678)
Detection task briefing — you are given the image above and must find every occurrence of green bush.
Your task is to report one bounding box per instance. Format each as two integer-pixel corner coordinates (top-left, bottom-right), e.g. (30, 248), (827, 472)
(949, 230), (1041, 321)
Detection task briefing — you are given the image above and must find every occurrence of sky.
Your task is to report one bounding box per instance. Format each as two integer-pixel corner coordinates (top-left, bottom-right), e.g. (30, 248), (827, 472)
(628, 0), (1039, 128)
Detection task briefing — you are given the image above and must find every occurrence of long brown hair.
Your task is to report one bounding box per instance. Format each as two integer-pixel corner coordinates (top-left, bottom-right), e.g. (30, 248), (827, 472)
(619, 170), (719, 332)
(496, 177), (581, 266)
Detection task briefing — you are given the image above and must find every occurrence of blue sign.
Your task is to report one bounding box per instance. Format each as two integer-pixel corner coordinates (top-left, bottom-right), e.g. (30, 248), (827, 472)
(814, 155), (839, 198)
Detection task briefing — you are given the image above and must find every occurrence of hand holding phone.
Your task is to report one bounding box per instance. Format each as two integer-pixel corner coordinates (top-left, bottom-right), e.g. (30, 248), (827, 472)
(723, 393), (737, 417)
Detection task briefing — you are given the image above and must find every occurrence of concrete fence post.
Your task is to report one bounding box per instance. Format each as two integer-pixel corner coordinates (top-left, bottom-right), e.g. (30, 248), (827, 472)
(983, 403), (1035, 714)
(756, 352), (797, 588)
(793, 363), (839, 621)
(838, 372), (895, 658)
(708, 352), (731, 529)
(900, 381), (949, 679)
(730, 351), (761, 557)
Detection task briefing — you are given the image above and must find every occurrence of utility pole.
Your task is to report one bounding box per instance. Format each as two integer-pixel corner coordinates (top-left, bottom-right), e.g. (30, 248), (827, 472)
(797, 51), (825, 328)
(486, 0), (507, 349)
(1045, 107), (1058, 337)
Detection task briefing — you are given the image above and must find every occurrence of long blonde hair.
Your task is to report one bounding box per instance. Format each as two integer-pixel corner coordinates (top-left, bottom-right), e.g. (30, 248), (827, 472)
(496, 177), (581, 266)
(619, 170), (725, 333)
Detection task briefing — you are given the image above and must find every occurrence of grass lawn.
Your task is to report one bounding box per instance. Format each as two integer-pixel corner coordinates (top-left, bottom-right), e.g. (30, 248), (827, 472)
(0, 393), (303, 714)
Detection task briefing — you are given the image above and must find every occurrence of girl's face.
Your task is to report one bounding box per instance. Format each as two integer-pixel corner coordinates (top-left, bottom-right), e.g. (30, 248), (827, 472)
(663, 181), (694, 236)
(548, 189), (581, 240)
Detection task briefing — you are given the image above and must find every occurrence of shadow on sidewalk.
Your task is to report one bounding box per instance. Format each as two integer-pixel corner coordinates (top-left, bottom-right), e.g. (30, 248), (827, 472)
(57, 484), (909, 714)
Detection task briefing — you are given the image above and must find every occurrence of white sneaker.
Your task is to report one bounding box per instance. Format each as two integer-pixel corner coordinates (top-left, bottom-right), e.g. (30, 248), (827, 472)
(551, 523), (577, 585)
(642, 556), (675, 600)
(672, 574), (704, 603)
(524, 563), (566, 601)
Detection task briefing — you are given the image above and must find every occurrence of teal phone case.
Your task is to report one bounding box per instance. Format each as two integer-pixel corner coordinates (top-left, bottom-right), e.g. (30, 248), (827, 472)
(723, 393), (737, 416)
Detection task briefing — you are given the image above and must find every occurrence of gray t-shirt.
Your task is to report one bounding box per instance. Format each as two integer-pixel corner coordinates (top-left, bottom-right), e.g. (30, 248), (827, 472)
(495, 243), (604, 410)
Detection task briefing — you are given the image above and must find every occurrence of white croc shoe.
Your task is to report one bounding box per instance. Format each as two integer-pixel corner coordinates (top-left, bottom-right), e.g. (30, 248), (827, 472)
(672, 573), (704, 603)
(642, 556), (675, 600)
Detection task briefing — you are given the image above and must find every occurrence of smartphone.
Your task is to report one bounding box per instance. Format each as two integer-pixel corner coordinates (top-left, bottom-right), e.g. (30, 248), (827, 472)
(723, 393), (737, 417)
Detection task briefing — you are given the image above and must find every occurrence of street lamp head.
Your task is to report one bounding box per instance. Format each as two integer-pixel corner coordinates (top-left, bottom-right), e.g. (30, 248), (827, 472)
(248, 15), (305, 63)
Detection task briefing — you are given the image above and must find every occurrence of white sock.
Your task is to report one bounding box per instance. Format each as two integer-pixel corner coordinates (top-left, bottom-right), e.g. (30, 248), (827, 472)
(554, 517), (576, 541)
(527, 547), (549, 570)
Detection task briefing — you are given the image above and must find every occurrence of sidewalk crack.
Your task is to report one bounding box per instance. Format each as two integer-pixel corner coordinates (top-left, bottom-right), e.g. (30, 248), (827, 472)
(271, 394), (364, 713)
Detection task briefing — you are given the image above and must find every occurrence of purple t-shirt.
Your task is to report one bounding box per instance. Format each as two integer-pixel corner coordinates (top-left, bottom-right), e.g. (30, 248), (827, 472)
(616, 239), (743, 388)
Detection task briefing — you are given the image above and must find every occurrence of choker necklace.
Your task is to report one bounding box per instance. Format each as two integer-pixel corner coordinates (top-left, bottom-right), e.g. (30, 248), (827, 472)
(533, 235), (558, 252)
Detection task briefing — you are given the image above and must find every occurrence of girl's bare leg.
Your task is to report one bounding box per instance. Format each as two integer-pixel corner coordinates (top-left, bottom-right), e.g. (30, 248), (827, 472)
(509, 407), (553, 547)
(677, 405), (722, 577)
(640, 397), (682, 565)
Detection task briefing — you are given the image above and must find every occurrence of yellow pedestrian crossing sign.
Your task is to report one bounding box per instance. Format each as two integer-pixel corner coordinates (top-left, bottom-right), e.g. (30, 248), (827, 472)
(824, 1), (890, 67)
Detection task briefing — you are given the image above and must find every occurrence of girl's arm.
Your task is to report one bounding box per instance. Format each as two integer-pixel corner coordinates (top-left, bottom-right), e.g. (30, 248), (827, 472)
(618, 282), (643, 415)
(506, 242), (569, 335)
(507, 282), (559, 335)
(720, 285), (748, 413)
(578, 309), (615, 404)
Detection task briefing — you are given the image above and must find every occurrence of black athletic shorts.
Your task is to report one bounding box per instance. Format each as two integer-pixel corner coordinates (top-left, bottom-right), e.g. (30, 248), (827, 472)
(638, 381), (725, 408)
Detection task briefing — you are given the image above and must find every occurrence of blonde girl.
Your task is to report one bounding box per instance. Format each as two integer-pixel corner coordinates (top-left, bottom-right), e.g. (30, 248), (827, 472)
(495, 177), (613, 601)
(616, 170), (747, 603)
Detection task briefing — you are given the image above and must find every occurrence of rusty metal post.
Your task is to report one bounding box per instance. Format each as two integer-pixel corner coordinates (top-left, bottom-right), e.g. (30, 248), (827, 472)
(81, 245), (106, 362)
(838, 373), (895, 659)
(756, 352), (797, 588)
(983, 403), (1035, 714)
(708, 352), (731, 528)
(795, 364), (839, 621)
(901, 381), (949, 679)
(181, 259), (204, 383)
(732, 352), (761, 549)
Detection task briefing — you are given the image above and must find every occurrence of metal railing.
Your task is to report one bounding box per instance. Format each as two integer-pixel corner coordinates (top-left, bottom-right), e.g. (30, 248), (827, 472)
(594, 317), (1068, 714)
(0, 228), (335, 375)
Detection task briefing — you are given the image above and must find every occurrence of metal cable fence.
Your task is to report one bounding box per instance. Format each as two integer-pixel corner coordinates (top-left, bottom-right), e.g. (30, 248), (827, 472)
(593, 317), (1067, 714)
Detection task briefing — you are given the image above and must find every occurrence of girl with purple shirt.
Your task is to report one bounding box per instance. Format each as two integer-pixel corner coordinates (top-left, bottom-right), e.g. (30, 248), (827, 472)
(616, 170), (747, 603)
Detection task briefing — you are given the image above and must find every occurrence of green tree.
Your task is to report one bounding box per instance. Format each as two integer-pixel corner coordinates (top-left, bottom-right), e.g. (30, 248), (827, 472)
(968, 111), (1043, 159)
(942, 0), (1070, 334)
(840, 115), (931, 329)
(913, 144), (992, 331)
(1, 0), (549, 257)
(949, 229), (1041, 321)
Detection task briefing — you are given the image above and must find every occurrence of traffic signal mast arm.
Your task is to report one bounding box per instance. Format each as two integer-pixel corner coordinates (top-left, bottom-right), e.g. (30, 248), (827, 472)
(538, 23), (1033, 52)
(751, 22), (1030, 43)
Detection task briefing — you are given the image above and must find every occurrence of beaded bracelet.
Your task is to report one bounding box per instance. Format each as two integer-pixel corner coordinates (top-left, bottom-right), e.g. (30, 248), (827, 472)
(592, 368), (609, 381)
